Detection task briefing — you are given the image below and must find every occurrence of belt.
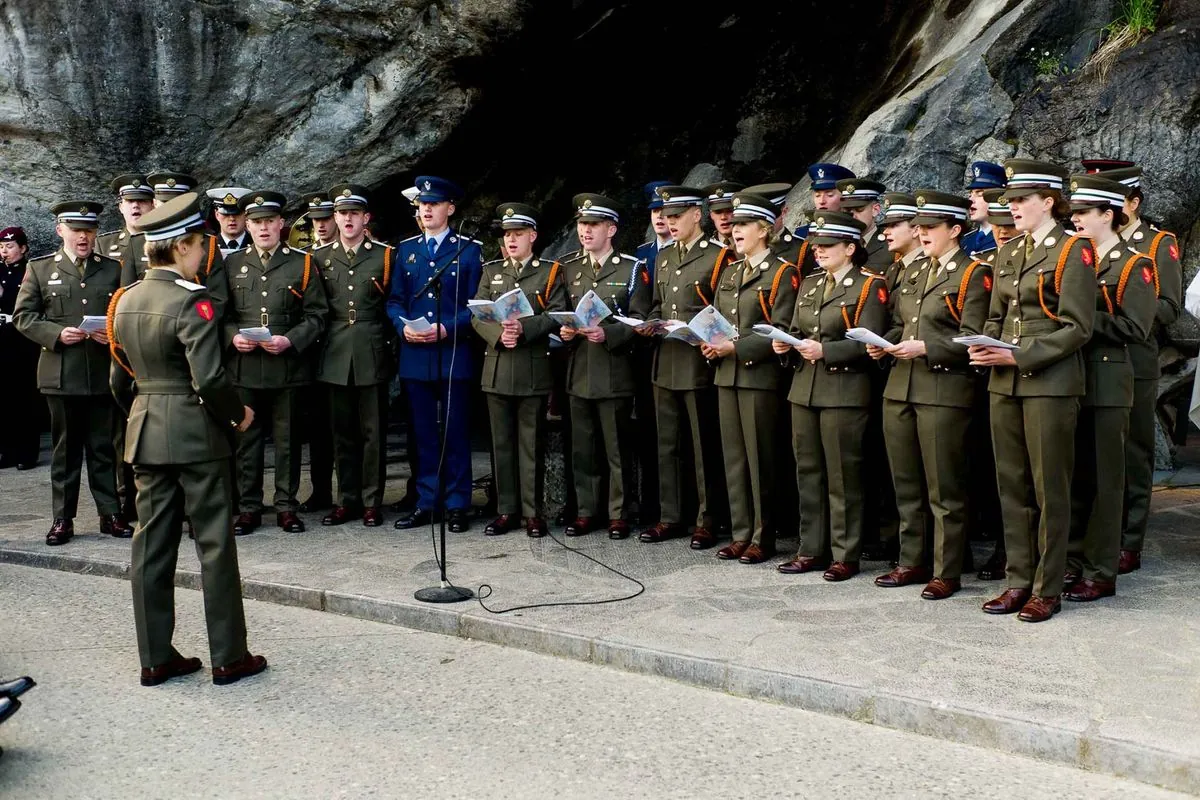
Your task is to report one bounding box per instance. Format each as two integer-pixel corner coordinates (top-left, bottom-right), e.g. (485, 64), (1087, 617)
(135, 379), (194, 395)
(1001, 318), (1060, 340)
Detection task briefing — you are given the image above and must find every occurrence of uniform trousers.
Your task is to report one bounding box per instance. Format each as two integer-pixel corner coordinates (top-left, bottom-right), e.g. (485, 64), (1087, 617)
(989, 393), (1079, 598)
(1121, 378), (1157, 552)
(570, 395), (632, 521)
(654, 385), (723, 529)
(301, 384), (334, 500)
(1069, 406), (1129, 583)
(632, 347), (660, 522)
(718, 387), (778, 549)
(408, 379), (473, 511)
(486, 393), (546, 518)
(236, 386), (301, 514)
(131, 459), (247, 669)
(45, 394), (120, 519)
(328, 383), (388, 509)
(791, 405), (869, 562)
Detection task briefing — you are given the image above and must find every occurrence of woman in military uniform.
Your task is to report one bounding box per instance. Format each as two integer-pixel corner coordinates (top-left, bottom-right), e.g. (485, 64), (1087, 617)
(1064, 175), (1157, 602)
(869, 191), (992, 600)
(703, 192), (798, 564)
(774, 212), (889, 581)
(969, 160), (1096, 623)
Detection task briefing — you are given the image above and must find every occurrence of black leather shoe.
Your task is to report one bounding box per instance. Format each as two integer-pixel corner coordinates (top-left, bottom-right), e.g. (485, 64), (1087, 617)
(0, 696), (20, 725)
(0, 676), (35, 699)
(233, 512), (262, 536)
(46, 519), (73, 546)
(298, 494), (333, 513)
(322, 506), (362, 526)
(140, 656), (203, 687)
(100, 514), (134, 538)
(362, 507), (384, 527)
(277, 511), (305, 533)
(394, 508), (434, 530)
(484, 514), (519, 536)
(526, 517), (548, 538)
(389, 494), (419, 514)
(212, 653), (268, 686)
(448, 508), (470, 533)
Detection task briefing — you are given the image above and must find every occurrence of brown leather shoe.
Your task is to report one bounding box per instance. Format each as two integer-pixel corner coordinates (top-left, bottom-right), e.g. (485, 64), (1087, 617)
(233, 511), (262, 536)
(100, 515), (134, 538)
(526, 517), (547, 538)
(921, 577), (961, 600)
(982, 588), (1032, 615)
(277, 511), (305, 533)
(45, 518), (74, 546)
(608, 520), (630, 540)
(484, 514), (519, 536)
(822, 561), (860, 582)
(322, 505), (361, 526)
(1018, 594), (1062, 623)
(690, 527), (717, 550)
(1063, 570), (1081, 591)
(716, 541), (750, 560)
(362, 507), (384, 527)
(1118, 549), (1141, 574)
(212, 652), (268, 686)
(777, 555), (828, 574)
(874, 565), (929, 588)
(1065, 578), (1116, 602)
(639, 522), (685, 543)
(976, 548), (1006, 581)
(565, 517), (596, 537)
(141, 656), (202, 687)
(739, 544), (775, 565)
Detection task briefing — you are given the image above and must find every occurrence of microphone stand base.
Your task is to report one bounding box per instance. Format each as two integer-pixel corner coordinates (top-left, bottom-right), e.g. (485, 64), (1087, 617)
(414, 585), (474, 604)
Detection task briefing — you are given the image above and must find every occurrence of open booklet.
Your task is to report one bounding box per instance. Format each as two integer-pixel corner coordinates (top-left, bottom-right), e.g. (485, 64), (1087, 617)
(952, 334), (1019, 351)
(661, 306), (738, 347)
(238, 326), (273, 342)
(78, 315), (108, 334)
(548, 290), (612, 329)
(613, 315), (669, 333)
(751, 323), (805, 348)
(467, 287), (535, 324)
(398, 316), (433, 333)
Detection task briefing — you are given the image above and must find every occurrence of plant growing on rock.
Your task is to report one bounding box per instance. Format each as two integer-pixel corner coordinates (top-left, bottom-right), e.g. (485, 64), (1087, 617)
(1088, 0), (1161, 80)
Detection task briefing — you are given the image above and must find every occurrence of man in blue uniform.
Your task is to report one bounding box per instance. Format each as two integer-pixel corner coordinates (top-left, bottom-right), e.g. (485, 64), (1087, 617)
(388, 176), (484, 533)
(634, 181), (674, 282)
(960, 161), (1006, 256)
(793, 162), (855, 240)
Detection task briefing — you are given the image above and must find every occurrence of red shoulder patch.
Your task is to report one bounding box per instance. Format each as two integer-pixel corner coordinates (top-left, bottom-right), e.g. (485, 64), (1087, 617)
(640, 268), (650, 285)
(1169, 243), (1180, 261)
(982, 275), (993, 292)
(791, 273), (800, 291)
(1142, 265), (1154, 284)
(195, 300), (215, 321)
(876, 286), (888, 304)
(1080, 246), (1093, 267)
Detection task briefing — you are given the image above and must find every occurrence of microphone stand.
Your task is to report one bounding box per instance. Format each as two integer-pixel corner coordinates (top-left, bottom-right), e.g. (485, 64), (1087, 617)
(415, 221), (476, 604)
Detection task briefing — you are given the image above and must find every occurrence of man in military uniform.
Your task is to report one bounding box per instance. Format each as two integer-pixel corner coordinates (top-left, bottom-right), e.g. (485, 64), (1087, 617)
(961, 161), (1006, 256)
(108, 192), (266, 687)
(559, 194), (652, 539)
(224, 191), (329, 535)
(637, 185), (732, 549)
(471, 203), (567, 538)
(315, 184), (395, 528)
(13, 202), (131, 545)
(297, 192), (338, 513)
(206, 188), (252, 255)
(837, 178), (891, 273)
(97, 174), (154, 261)
(389, 177), (484, 533)
(0, 227), (41, 469)
(743, 182), (805, 268)
(634, 181), (674, 281)
(704, 181), (744, 249)
(793, 162), (855, 239)
(1090, 162), (1184, 574)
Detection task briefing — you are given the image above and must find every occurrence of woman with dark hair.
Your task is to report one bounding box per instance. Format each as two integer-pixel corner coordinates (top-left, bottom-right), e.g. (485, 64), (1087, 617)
(774, 211), (889, 581)
(969, 159), (1096, 623)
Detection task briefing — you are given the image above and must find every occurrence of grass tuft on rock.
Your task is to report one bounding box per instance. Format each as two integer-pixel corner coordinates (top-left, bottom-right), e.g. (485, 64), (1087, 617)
(1088, 0), (1161, 80)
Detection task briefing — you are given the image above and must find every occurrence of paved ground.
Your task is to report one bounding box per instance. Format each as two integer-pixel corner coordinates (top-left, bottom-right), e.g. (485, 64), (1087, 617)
(0, 565), (1188, 800)
(2, 439), (1199, 792)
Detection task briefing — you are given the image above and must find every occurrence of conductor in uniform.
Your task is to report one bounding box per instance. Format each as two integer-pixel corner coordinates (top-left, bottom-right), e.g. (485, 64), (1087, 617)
(108, 192), (267, 687)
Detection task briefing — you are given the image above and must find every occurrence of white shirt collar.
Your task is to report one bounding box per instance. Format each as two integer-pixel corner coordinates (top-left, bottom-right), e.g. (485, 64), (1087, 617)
(425, 228), (451, 248)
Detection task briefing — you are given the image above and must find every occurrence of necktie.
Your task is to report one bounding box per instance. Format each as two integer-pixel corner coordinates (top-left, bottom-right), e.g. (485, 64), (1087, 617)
(923, 257), (939, 293)
(345, 248), (355, 261)
(427, 237), (437, 260)
(823, 273), (835, 301)
(260, 250), (272, 266)
(678, 243), (688, 260)
(1024, 235), (1035, 260)
(226, 240), (237, 250)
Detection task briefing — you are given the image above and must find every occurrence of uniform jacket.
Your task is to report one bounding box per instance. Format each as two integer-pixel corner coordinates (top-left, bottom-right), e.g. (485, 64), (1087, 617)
(314, 239), (396, 387)
(712, 254), (799, 391)
(648, 237), (733, 390)
(883, 248), (992, 408)
(1081, 243), (1158, 408)
(782, 266), (890, 408)
(863, 228), (894, 273)
(387, 231), (484, 382)
(561, 251), (652, 399)
(983, 224), (1096, 398)
(223, 245), (329, 389)
(635, 239), (671, 283)
(961, 227), (996, 257)
(109, 270), (244, 464)
(471, 256), (568, 396)
(97, 228), (133, 262)
(119, 233), (231, 322)
(13, 249), (122, 395)
(1123, 219), (1183, 379)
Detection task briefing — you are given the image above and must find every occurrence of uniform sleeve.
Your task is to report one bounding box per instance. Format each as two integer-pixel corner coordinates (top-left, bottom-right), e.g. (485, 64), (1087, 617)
(1013, 239), (1096, 374)
(734, 263), (797, 362)
(1095, 255), (1156, 346)
(470, 265), (503, 348)
(12, 265), (64, 350)
(120, 255), (138, 288)
(285, 255), (329, 353)
(823, 278), (888, 366)
(882, 266), (908, 345)
(202, 241), (231, 323)
(1151, 232), (1183, 327)
(927, 263), (991, 368)
(446, 243), (484, 338)
(386, 245), (412, 336)
(982, 246), (1014, 340)
(626, 259), (654, 321)
(603, 260), (649, 351)
(518, 264), (566, 344)
(107, 291), (134, 416)
(178, 291), (244, 429)
(647, 250), (667, 320)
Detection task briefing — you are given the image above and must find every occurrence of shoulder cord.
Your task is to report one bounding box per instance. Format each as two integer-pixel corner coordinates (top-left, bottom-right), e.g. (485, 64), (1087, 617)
(106, 286), (134, 378)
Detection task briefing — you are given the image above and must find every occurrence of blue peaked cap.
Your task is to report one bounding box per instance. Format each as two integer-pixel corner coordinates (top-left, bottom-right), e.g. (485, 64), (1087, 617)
(966, 161), (1006, 189)
(414, 175), (463, 203)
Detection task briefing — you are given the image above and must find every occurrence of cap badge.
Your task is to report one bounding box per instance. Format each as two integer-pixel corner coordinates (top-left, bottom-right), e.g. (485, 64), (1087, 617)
(312, 196), (322, 205)
(816, 216), (826, 227)
(998, 196), (1009, 206)
(79, 206), (89, 214)
(732, 197), (741, 207)
(817, 168), (825, 179)
(916, 196), (926, 206)
(254, 196), (264, 205)
(583, 199), (593, 209)
(224, 193), (237, 205)
(423, 180), (432, 191)
(166, 178), (177, 188)
(1070, 181), (1078, 192)
(341, 188), (352, 198)
(1005, 166), (1014, 178)
(974, 166), (981, 177)
(845, 183), (855, 194)
(504, 207), (514, 217)
(883, 199), (892, 209)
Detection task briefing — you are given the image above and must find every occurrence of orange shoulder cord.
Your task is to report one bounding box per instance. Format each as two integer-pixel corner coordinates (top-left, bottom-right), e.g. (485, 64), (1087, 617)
(760, 262), (797, 324)
(796, 241), (810, 270)
(944, 261), (981, 324)
(205, 235), (217, 276)
(382, 245), (392, 287)
(852, 273), (882, 327)
(1116, 253), (1150, 307)
(106, 286), (134, 378)
(301, 253), (312, 291)
(709, 248), (730, 294)
(1037, 235), (1081, 322)
(539, 261), (561, 309)
(1148, 231), (1170, 297)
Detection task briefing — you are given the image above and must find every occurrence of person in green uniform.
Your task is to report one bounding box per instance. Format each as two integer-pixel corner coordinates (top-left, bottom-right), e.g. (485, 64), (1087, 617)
(224, 191), (329, 535)
(705, 192), (799, 564)
(207, 188), (252, 253)
(775, 212), (890, 581)
(315, 184), (395, 528)
(1064, 175), (1157, 601)
(107, 192), (267, 687)
(558, 194), (652, 539)
(1089, 162), (1184, 574)
(970, 159), (1096, 623)
(870, 191), (992, 599)
(471, 202), (567, 538)
(837, 178), (893, 274)
(13, 201), (132, 545)
(703, 181), (744, 250)
(637, 186), (733, 550)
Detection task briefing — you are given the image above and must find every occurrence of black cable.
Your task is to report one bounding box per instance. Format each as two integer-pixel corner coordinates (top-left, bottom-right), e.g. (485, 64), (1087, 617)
(475, 528), (645, 614)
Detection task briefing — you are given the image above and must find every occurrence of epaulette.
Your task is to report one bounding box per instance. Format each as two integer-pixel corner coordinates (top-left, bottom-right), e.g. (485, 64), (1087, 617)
(175, 278), (205, 291)
(619, 253), (640, 261)
(368, 237), (392, 248)
(400, 234), (422, 244)
(29, 252), (56, 264)
(99, 229), (121, 238)
(311, 241), (334, 251)
(639, 240), (654, 249)
(561, 250), (588, 263)
(482, 258), (505, 267)
(470, 238), (485, 247)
